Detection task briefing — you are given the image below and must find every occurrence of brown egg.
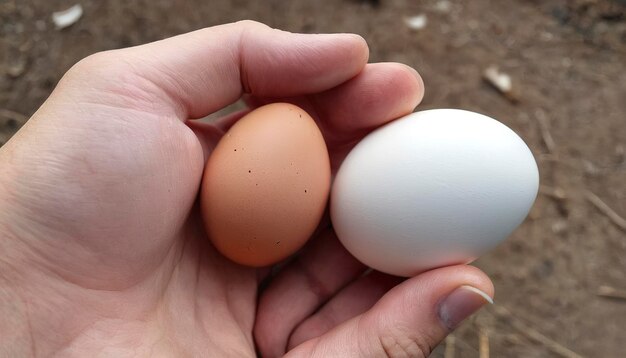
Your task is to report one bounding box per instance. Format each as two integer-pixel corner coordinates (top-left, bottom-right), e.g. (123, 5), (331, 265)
(201, 103), (331, 267)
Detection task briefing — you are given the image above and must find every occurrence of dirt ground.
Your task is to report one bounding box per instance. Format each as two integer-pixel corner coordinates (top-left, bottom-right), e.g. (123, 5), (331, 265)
(1, 0), (625, 357)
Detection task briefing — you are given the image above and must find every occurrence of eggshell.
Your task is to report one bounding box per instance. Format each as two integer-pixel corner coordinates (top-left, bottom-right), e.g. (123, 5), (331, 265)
(201, 103), (330, 267)
(331, 109), (539, 277)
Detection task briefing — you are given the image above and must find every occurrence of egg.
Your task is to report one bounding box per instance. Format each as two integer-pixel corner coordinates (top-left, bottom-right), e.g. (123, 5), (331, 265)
(331, 109), (539, 277)
(201, 103), (330, 267)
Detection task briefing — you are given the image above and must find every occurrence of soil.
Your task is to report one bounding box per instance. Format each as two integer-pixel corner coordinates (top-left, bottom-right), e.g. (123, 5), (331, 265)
(1, 0), (625, 357)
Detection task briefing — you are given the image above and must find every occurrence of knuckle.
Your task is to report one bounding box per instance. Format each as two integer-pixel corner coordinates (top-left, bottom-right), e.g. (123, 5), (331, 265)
(297, 258), (334, 300)
(65, 50), (140, 88)
(62, 51), (168, 112)
(234, 19), (269, 30)
(68, 51), (116, 76)
(62, 51), (123, 89)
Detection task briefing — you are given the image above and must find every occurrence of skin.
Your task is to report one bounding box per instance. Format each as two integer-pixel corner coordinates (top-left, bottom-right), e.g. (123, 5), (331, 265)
(0, 21), (493, 357)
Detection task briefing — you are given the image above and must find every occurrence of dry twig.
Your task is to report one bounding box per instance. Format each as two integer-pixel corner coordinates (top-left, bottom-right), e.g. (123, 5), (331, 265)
(444, 335), (455, 358)
(597, 285), (626, 301)
(479, 328), (490, 358)
(490, 305), (583, 358)
(536, 110), (556, 153)
(584, 190), (626, 232)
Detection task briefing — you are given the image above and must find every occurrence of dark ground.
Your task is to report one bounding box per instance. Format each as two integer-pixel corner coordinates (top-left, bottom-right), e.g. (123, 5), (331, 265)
(1, 0), (625, 357)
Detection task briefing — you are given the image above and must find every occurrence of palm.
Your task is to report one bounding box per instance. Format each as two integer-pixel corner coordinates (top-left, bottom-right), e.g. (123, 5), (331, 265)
(0, 22), (492, 358)
(6, 72), (418, 353)
(0, 82), (385, 355)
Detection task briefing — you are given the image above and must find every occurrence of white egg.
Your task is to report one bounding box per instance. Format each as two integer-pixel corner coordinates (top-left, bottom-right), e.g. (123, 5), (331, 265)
(331, 109), (539, 277)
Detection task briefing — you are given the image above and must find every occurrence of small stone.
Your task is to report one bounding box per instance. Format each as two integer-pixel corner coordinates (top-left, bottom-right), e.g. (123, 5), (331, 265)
(551, 219), (568, 234)
(7, 60), (26, 78)
(582, 160), (601, 176)
(434, 0), (452, 13)
(404, 14), (428, 31)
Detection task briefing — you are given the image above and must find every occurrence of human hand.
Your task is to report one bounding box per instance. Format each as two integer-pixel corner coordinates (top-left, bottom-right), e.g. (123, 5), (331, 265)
(0, 21), (493, 357)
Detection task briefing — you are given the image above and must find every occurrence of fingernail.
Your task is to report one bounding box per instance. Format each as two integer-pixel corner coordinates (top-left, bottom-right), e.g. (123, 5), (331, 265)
(439, 285), (493, 330)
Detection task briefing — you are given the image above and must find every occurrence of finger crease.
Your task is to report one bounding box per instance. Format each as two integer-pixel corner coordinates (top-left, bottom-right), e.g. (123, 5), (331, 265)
(297, 260), (334, 303)
(237, 27), (252, 94)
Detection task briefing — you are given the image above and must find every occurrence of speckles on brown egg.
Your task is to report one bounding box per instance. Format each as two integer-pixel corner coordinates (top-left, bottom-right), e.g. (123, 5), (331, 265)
(201, 103), (331, 267)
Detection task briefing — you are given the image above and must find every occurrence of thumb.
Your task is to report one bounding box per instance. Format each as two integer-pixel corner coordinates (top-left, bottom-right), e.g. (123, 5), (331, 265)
(55, 20), (369, 120)
(285, 265), (494, 358)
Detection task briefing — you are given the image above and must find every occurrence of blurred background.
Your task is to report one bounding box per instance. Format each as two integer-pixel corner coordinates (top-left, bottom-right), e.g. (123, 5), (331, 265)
(1, 0), (625, 356)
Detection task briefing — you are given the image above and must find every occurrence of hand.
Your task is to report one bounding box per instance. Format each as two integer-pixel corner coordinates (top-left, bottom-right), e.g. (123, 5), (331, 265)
(0, 21), (493, 357)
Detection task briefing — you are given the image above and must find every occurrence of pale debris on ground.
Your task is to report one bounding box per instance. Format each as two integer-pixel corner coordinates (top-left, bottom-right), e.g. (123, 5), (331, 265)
(52, 4), (83, 30)
(434, 0), (452, 13)
(483, 66), (512, 94)
(483, 65), (519, 102)
(404, 14), (428, 30)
